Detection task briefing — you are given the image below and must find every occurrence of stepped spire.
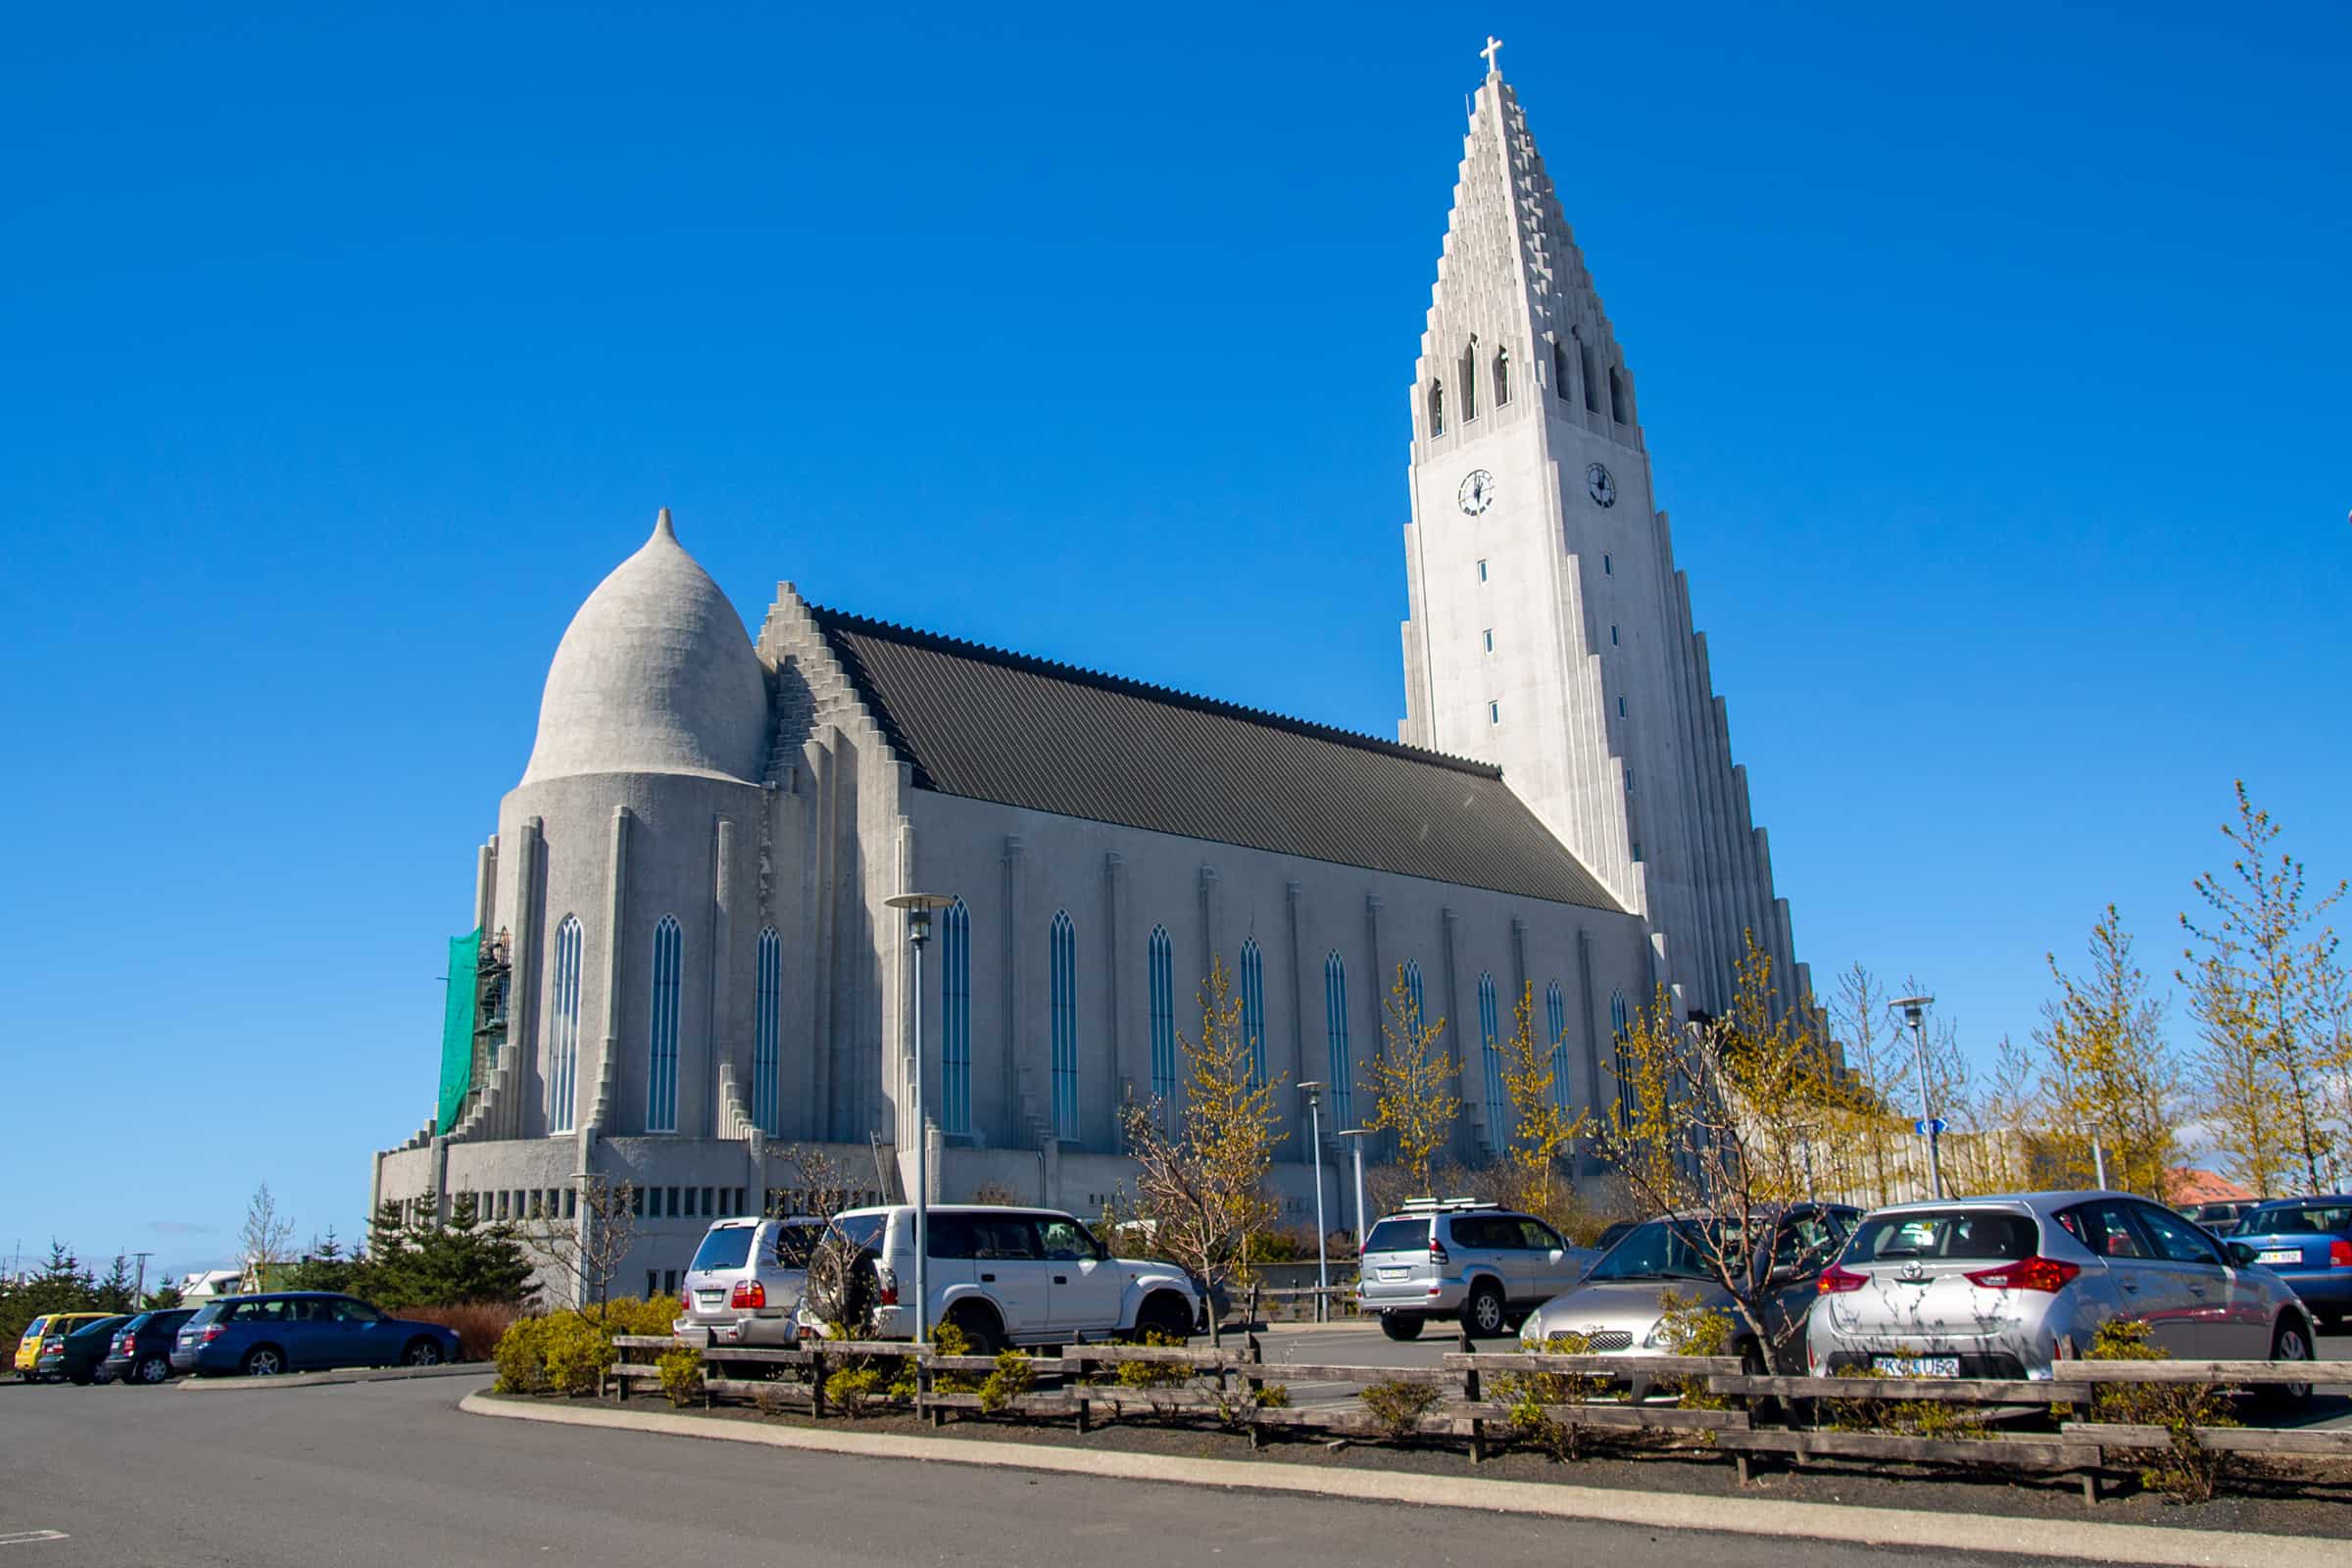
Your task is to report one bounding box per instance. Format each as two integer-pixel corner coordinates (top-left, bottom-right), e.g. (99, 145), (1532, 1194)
(1416, 59), (1638, 442)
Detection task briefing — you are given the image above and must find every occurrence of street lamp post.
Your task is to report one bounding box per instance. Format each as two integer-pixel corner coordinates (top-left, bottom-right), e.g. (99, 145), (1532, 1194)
(1889, 995), (1944, 1200)
(1298, 1083), (1328, 1322)
(886, 892), (957, 1347)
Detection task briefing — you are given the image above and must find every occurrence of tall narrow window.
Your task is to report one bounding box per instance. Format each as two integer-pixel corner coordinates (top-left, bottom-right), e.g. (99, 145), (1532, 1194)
(1148, 925), (1177, 1102)
(1609, 366), (1629, 423)
(1551, 338), (1571, 401)
(1482, 628), (1494, 654)
(1050, 910), (1078, 1141)
(647, 915), (683, 1133)
(1610, 624), (1618, 646)
(1618, 695), (1627, 718)
(1428, 379), (1446, 437)
(753, 925), (782, 1135)
(1323, 952), (1352, 1125)
(1403, 960), (1426, 1032)
(1493, 345), (1511, 406)
(1603, 553), (1612, 575)
(1476, 559), (1489, 582)
(548, 915), (582, 1134)
(942, 900), (971, 1136)
(1545, 981), (1570, 1113)
(1479, 972), (1505, 1142)
(1488, 701), (1500, 725)
(1609, 990), (1635, 1125)
(1581, 340), (1600, 413)
(1239, 938), (1267, 1088)
(1459, 338), (1479, 420)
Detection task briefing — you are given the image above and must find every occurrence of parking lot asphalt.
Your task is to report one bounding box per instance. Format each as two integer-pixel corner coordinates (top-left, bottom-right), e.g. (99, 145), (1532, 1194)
(0, 1370), (2124, 1568)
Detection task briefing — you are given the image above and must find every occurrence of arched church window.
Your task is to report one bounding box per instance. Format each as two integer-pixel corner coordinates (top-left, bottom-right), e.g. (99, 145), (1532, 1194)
(1459, 338), (1480, 421)
(1050, 910), (1078, 1142)
(648, 915), (683, 1133)
(1494, 345), (1511, 406)
(1324, 952), (1351, 1125)
(1580, 338), (1600, 414)
(1609, 366), (1629, 423)
(1545, 980), (1570, 1113)
(1478, 972), (1505, 1143)
(1148, 925), (1176, 1102)
(1240, 938), (1267, 1088)
(548, 916), (582, 1135)
(943, 900), (971, 1136)
(1428, 380), (1446, 437)
(753, 926), (782, 1136)
(1551, 338), (1571, 401)
(1609, 989), (1635, 1126)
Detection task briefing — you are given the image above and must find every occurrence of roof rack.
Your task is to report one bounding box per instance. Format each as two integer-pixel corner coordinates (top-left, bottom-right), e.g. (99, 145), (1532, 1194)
(1397, 1197), (1502, 1212)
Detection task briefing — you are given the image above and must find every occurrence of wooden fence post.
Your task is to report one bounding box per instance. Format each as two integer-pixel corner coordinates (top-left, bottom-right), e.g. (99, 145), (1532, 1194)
(1461, 1342), (1485, 1466)
(810, 1348), (826, 1420)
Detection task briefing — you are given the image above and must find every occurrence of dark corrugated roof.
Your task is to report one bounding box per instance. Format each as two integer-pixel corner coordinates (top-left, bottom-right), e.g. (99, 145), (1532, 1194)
(810, 607), (1623, 911)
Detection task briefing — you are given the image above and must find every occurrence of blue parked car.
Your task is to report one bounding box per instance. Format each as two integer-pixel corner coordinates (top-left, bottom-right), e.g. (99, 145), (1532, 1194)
(2228, 1198), (2352, 1333)
(170, 1293), (461, 1378)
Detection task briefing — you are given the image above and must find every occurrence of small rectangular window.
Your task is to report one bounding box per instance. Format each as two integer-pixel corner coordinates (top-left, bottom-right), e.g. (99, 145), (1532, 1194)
(1477, 559), (1489, 582)
(1617, 696), (1627, 717)
(1482, 628), (1494, 654)
(663, 1270), (680, 1297)
(646, 1270), (659, 1298)
(702, 1186), (715, 1216)
(1488, 701), (1500, 724)
(564, 1188), (578, 1219)
(1609, 624), (1619, 646)
(1632, 842), (1642, 862)
(666, 1186), (681, 1217)
(1603, 553), (1612, 575)
(1626, 771), (1635, 794)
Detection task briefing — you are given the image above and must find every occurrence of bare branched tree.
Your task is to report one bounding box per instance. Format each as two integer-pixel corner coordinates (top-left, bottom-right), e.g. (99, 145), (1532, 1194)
(239, 1184), (295, 1293)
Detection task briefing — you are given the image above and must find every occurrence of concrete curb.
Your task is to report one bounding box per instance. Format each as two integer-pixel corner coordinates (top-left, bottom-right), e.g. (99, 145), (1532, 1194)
(459, 1393), (2339, 1568)
(178, 1362), (492, 1393)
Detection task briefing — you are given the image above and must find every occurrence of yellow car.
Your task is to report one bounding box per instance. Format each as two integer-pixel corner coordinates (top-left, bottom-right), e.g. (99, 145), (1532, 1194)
(16, 1313), (117, 1380)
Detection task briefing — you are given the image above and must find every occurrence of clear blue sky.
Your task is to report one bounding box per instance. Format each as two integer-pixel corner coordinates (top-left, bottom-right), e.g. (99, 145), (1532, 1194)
(4, 2), (2346, 1279)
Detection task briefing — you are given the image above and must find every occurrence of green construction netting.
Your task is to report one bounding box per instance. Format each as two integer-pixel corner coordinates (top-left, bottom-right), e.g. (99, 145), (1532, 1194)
(437, 927), (483, 1133)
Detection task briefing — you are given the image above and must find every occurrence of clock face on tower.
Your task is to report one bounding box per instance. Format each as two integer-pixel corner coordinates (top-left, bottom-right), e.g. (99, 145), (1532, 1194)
(1586, 463), (1616, 509)
(1457, 469), (1495, 515)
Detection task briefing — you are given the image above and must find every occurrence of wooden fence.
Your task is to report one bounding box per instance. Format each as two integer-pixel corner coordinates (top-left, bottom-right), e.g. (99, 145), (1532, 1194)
(604, 1331), (2352, 1505)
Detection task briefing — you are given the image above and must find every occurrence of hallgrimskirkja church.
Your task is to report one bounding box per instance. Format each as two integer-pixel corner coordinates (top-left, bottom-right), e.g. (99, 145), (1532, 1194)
(369, 57), (1810, 1301)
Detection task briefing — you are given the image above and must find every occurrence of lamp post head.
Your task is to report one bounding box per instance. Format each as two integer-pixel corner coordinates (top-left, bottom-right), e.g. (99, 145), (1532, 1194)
(886, 891), (956, 944)
(1889, 994), (1934, 1027)
(1337, 1127), (1370, 1140)
(1297, 1081), (1325, 1108)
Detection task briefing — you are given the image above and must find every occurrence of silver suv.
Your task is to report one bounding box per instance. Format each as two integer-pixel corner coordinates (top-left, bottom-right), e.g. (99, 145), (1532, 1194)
(675, 1215), (825, 1360)
(1356, 1200), (1597, 1341)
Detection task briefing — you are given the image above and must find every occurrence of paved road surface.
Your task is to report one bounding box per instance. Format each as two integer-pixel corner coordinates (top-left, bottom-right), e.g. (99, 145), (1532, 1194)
(0, 1372), (2091, 1568)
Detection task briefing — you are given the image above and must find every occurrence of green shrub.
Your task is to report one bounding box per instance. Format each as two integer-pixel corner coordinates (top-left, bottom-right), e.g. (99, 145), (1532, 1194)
(1113, 1331), (1191, 1390)
(491, 1316), (551, 1394)
(1651, 1289), (1734, 1410)
(1253, 1383), (1291, 1408)
(927, 1320), (979, 1394)
(542, 1313), (619, 1396)
(825, 1366), (882, 1416)
(658, 1346), (704, 1407)
(2084, 1319), (2238, 1501)
(1498, 1331), (1610, 1460)
(1819, 1368), (1989, 1441)
(1359, 1378), (1443, 1439)
(977, 1350), (1035, 1413)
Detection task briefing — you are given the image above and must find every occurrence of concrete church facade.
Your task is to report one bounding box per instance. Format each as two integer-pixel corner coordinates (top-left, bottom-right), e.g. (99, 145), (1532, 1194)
(369, 58), (1805, 1302)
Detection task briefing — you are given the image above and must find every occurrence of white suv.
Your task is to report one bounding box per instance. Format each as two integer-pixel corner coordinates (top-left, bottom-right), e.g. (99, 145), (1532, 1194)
(797, 1204), (1201, 1352)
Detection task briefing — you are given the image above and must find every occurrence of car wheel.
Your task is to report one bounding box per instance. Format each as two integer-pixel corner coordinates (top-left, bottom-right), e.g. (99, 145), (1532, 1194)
(241, 1346), (286, 1377)
(403, 1338), (444, 1368)
(1465, 1281), (1507, 1340)
(1131, 1293), (1193, 1345)
(945, 1302), (1004, 1357)
(1379, 1312), (1425, 1343)
(136, 1355), (171, 1385)
(2265, 1319), (2314, 1406)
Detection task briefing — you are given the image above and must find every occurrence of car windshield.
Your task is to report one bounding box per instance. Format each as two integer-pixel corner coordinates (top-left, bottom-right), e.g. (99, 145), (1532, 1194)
(1585, 1219), (1734, 1282)
(2232, 1203), (2352, 1237)
(1363, 1217), (1431, 1254)
(1845, 1209), (2036, 1264)
(690, 1225), (757, 1273)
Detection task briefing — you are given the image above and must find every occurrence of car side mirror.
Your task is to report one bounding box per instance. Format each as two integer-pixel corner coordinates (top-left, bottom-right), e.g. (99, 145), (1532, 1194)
(2227, 1241), (2257, 1267)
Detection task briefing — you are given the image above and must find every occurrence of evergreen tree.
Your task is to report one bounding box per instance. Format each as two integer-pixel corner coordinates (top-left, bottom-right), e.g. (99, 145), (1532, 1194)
(349, 1194), (423, 1307)
(405, 1193), (537, 1307)
(92, 1255), (137, 1313)
(284, 1229), (355, 1294)
(142, 1283), (184, 1310)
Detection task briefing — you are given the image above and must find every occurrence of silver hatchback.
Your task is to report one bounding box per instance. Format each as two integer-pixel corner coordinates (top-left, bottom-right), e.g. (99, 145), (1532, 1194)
(1806, 1190), (2321, 1383)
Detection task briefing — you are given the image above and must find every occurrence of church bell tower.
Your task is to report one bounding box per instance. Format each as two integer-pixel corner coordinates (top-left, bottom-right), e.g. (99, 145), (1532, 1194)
(1397, 45), (1808, 1018)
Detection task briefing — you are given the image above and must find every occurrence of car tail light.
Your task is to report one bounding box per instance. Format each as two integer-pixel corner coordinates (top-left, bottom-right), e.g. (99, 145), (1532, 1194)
(2328, 1240), (2352, 1269)
(1965, 1256), (2080, 1293)
(201, 1325), (227, 1344)
(1817, 1264), (1868, 1295)
(1429, 1237), (1449, 1266)
(877, 1282), (898, 1306)
(730, 1280), (766, 1309)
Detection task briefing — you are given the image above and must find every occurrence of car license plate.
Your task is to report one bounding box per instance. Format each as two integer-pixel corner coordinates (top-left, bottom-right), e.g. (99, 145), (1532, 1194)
(1377, 1266), (1408, 1281)
(1873, 1355), (1960, 1378)
(2257, 1250), (2299, 1265)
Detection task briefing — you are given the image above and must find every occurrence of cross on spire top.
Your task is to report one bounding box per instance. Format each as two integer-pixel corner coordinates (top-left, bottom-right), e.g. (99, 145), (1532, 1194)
(1480, 35), (1503, 75)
